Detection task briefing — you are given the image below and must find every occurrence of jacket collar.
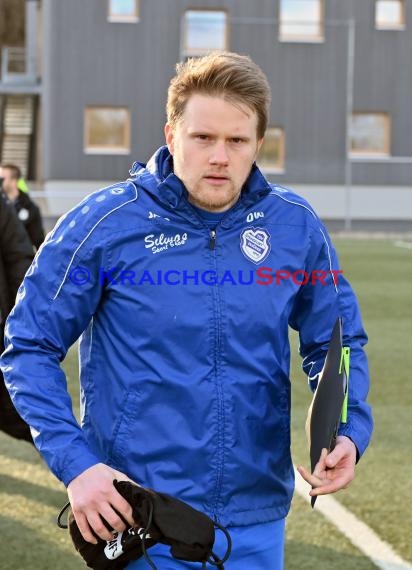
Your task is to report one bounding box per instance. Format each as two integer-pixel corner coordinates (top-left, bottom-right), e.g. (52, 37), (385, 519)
(129, 146), (272, 210)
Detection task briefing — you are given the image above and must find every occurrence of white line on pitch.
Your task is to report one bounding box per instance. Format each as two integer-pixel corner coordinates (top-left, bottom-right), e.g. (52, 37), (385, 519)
(294, 468), (412, 570)
(393, 241), (412, 250)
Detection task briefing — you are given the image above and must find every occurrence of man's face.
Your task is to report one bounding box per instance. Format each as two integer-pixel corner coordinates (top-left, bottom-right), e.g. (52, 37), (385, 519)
(0, 167), (17, 196)
(165, 94), (263, 212)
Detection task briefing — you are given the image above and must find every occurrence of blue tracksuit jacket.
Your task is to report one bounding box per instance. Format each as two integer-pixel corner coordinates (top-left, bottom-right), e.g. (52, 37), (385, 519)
(1, 146), (373, 526)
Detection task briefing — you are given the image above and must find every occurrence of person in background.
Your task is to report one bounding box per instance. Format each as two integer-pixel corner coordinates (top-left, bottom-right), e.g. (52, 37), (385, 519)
(0, 52), (373, 568)
(0, 194), (33, 443)
(0, 163), (45, 251)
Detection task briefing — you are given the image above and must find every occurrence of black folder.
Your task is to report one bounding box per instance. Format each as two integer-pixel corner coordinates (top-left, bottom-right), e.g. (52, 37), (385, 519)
(305, 318), (349, 507)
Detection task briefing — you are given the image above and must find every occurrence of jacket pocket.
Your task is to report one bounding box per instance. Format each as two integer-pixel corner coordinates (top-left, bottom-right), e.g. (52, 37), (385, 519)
(106, 389), (141, 466)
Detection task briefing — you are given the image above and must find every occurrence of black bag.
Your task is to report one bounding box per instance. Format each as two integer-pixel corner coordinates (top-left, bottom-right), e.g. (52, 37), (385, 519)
(58, 480), (231, 569)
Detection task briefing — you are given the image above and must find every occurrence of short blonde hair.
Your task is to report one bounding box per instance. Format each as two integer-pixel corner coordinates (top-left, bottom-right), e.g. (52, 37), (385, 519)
(166, 51), (271, 139)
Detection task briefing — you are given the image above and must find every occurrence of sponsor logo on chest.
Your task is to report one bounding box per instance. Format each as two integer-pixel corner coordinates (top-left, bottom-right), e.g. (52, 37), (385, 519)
(144, 231), (188, 255)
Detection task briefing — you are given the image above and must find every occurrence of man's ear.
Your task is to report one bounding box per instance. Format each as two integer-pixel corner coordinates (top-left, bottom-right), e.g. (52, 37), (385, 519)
(164, 124), (174, 155)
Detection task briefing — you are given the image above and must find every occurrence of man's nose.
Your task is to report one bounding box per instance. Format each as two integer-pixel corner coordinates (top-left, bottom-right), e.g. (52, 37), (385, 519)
(209, 142), (229, 165)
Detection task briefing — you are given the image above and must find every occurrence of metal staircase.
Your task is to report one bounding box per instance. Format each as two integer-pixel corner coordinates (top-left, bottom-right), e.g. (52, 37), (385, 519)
(0, 94), (34, 177)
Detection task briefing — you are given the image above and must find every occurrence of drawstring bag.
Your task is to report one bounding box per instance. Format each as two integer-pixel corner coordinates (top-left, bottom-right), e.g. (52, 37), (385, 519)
(57, 480), (231, 569)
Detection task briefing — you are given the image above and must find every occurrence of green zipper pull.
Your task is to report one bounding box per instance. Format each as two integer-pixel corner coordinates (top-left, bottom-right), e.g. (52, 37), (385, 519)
(340, 347), (350, 423)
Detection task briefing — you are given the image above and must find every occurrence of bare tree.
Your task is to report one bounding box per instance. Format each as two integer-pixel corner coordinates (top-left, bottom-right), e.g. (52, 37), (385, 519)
(0, 0), (25, 48)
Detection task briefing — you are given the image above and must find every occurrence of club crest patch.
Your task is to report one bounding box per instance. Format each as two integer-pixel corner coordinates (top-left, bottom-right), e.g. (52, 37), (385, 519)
(240, 227), (271, 264)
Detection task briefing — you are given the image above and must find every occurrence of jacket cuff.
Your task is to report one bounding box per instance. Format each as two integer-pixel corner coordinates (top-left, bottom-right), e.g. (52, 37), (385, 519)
(338, 421), (370, 461)
(55, 451), (102, 487)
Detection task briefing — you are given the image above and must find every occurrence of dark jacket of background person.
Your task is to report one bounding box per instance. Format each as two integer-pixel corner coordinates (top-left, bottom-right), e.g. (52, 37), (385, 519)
(14, 189), (45, 251)
(0, 194), (34, 442)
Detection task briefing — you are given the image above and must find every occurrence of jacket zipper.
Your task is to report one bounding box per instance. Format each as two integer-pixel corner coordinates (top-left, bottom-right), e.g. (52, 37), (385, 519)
(209, 229), (217, 250)
(208, 225), (224, 522)
(188, 206), (240, 521)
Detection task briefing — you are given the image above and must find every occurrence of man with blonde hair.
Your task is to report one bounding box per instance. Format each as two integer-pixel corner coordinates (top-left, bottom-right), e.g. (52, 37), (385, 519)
(1, 52), (372, 568)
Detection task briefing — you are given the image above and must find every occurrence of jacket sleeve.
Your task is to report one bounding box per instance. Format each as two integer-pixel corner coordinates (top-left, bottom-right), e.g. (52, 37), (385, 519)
(0, 201), (109, 486)
(25, 201), (45, 251)
(288, 219), (373, 458)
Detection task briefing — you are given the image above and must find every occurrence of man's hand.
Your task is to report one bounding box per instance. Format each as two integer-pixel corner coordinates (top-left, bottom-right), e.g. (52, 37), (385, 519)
(296, 435), (357, 499)
(67, 463), (137, 544)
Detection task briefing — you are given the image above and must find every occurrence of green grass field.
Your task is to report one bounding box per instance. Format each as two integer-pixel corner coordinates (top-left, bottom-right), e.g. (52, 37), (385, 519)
(0, 238), (411, 570)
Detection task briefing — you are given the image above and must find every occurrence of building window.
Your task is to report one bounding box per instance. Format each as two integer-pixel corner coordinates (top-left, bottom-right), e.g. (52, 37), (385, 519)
(375, 0), (405, 29)
(257, 127), (285, 172)
(279, 0), (324, 42)
(182, 10), (228, 58)
(84, 107), (131, 154)
(349, 113), (390, 156)
(108, 0), (139, 22)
